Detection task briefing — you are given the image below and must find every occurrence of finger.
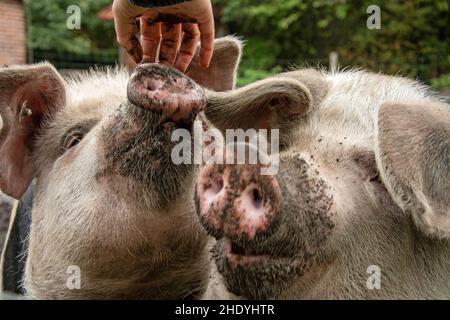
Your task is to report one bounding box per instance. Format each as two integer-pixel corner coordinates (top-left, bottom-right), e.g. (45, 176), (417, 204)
(112, 1), (142, 63)
(197, 16), (215, 68)
(174, 23), (201, 72)
(159, 23), (182, 66)
(140, 18), (162, 63)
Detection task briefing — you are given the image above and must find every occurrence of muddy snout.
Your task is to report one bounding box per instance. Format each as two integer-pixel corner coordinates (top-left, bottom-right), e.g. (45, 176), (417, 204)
(127, 63), (206, 125)
(196, 163), (282, 241)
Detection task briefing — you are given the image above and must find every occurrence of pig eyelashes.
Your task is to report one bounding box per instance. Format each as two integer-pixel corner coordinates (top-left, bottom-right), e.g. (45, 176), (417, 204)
(62, 131), (84, 150)
(351, 151), (383, 184)
(60, 119), (98, 152)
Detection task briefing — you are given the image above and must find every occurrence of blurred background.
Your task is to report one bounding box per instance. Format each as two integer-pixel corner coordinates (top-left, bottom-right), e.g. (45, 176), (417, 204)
(0, 0), (448, 88)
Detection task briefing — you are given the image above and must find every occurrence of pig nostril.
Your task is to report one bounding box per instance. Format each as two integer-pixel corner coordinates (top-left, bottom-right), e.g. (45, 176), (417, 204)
(201, 172), (224, 210)
(252, 189), (263, 209)
(145, 79), (163, 91)
(210, 174), (224, 194)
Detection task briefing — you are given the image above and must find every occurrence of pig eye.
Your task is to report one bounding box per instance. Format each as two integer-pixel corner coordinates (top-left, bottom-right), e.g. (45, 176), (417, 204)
(60, 119), (97, 152)
(353, 151), (382, 183)
(62, 131), (84, 150)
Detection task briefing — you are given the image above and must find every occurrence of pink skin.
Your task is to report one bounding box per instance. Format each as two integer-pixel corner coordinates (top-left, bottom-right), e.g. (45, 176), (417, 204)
(233, 183), (272, 239)
(197, 166), (229, 230)
(127, 63), (206, 123)
(198, 169), (227, 231)
(225, 240), (271, 268)
(197, 163), (282, 242)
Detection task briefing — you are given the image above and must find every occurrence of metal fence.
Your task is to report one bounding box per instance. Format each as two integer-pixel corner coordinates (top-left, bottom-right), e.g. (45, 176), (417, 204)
(32, 49), (118, 70)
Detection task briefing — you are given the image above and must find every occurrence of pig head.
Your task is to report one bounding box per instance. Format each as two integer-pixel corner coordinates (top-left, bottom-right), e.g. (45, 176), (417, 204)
(197, 69), (450, 299)
(0, 37), (242, 299)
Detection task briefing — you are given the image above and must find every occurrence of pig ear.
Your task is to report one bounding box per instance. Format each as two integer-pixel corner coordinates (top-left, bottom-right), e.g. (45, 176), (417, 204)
(186, 36), (242, 91)
(0, 63), (65, 199)
(204, 76), (313, 143)
(375, 102), (450, 239)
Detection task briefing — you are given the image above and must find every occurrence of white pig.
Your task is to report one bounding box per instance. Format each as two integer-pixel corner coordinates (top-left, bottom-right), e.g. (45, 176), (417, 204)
(0, 37), (242, 299)
(198, 68), (450, 299)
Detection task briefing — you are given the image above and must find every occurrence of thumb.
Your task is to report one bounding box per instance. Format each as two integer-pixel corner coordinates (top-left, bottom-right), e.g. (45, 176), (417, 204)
(113, 0), (143, 63)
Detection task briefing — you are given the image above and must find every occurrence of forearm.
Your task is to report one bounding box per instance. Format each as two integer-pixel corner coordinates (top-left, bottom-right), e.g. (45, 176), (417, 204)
(128, 0), (187, 8)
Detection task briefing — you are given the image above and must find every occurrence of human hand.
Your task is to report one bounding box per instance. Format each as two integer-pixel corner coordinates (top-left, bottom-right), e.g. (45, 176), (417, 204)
(113, 0), (215, 72)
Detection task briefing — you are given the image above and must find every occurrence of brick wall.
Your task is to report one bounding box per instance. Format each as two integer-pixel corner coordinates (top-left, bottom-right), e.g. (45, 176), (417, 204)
(0, 0), (26, 65)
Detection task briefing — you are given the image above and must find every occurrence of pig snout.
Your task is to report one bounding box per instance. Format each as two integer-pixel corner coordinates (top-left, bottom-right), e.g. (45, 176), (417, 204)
(127, 63), (206, 123)
(98, 63), (207, 207)
(196, 163), (282, 241)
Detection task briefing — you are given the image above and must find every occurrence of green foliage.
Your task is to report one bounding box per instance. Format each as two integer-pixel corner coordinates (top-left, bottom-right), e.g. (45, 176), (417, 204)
(237, 38), (282, 86)
(25, 0), (449, 88)
(214, 0), (450, 87)
(341, 0), (449, 81)
(431, 74), (450, 89)
(25, 0), (116, 54)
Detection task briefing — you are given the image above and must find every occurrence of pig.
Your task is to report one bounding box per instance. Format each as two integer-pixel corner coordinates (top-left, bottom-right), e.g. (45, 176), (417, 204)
(0, 37), (242, 299)
(197, 69), (450, 299)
